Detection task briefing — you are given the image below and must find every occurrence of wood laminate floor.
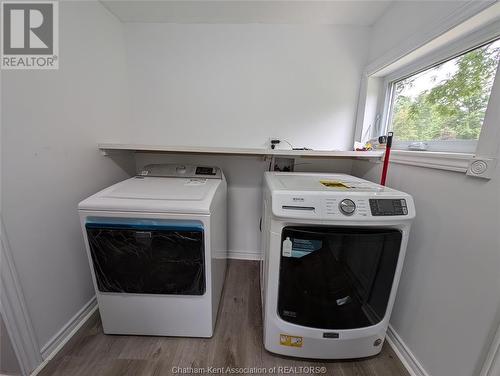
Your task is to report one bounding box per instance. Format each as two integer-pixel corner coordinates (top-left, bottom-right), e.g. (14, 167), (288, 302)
(39, 260), (409, 376)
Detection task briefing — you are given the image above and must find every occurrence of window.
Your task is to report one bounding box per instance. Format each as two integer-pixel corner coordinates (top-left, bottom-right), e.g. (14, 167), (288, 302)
(387, 38), (500, 153)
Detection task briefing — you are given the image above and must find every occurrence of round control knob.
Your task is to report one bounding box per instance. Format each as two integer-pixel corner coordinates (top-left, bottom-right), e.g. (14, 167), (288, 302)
(339, 199), (356, 215)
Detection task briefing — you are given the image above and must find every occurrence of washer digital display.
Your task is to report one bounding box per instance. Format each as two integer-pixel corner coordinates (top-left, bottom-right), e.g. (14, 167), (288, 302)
(369, 199), (408, 216)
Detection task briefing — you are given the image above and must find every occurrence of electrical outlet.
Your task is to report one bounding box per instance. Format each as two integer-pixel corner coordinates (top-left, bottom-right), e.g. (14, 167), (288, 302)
(269, 137), (281, 150)
(273, 158), (295, 172)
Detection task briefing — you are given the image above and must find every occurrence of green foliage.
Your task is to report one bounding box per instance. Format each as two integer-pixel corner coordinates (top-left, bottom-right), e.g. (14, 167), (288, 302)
(391, 42), (500, 141)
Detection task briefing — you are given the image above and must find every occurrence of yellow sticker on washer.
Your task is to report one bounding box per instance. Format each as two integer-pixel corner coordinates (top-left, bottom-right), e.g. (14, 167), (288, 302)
(320, 180), (351, 189)
(280, 334), (303, 347)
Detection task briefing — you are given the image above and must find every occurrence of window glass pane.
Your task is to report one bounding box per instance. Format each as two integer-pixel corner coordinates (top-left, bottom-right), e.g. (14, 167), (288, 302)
(390, 39), (500, 144)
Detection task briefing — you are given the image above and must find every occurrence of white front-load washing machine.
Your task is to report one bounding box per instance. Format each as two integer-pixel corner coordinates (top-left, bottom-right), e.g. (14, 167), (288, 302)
(261, 172), (415, 359)
(78, 164), (227, 337)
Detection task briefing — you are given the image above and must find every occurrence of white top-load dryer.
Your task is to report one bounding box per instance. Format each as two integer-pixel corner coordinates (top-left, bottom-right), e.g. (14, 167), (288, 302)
(261, 172), (415, 359)
(78, 164), (227, 337)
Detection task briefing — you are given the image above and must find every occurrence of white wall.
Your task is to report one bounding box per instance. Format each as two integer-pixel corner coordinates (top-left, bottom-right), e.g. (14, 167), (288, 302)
(123, 23), (369, 150)
(1, 1), (133, 358)
(367, 1), (468, 62)
(353, 2), (500, 376)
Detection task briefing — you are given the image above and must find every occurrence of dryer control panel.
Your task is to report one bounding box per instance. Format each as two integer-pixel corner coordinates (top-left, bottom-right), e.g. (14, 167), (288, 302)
(140, 164), (222, 179)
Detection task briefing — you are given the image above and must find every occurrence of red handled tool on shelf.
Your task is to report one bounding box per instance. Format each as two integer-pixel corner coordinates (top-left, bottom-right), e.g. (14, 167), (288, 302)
(380, 132), (393, 186)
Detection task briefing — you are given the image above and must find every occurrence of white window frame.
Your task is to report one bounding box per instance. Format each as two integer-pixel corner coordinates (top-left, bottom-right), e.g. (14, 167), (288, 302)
(354, 4), (500, 176)
(380, 23), (500, 154)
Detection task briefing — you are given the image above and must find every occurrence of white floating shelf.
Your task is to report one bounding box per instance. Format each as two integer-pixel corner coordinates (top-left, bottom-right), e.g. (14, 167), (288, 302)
(98, 143), (385, 159)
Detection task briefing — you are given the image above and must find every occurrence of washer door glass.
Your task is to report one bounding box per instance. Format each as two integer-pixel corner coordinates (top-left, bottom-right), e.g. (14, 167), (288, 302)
(278, 226), (402, 329)
(85, 217), (205, 295)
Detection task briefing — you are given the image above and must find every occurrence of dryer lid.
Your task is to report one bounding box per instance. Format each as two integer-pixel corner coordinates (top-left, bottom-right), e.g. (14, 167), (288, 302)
(78, 176), (223, 214)
(106, 176), (212, 201)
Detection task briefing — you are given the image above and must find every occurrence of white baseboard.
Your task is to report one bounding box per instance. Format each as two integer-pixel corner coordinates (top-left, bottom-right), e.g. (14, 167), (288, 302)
(386, 325), (430, 376)
(1, 216), (42, 375)
(31, 297), (98, 375)
(227, 250), (262, 261)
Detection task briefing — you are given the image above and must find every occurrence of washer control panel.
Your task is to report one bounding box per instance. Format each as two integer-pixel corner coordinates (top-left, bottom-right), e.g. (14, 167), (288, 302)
(369, 199), (408, 216)
(324, 197), (370, 217)
(272, 193), (414, 220)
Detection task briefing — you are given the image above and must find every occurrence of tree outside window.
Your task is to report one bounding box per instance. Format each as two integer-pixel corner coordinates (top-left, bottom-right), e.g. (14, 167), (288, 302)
(390, 39), (500, 143)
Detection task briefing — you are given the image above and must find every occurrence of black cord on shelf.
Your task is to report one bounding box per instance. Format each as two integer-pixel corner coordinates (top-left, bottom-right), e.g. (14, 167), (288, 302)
(270, 138), (312, 151)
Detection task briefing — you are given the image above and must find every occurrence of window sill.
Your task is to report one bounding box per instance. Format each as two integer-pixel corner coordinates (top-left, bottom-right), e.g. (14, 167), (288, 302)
(384, 150), (474, 172)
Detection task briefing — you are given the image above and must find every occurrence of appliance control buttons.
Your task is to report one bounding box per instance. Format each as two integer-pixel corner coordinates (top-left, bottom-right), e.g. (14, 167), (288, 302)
(176, 166), (187, 174)
(339, 199), (356, 215)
